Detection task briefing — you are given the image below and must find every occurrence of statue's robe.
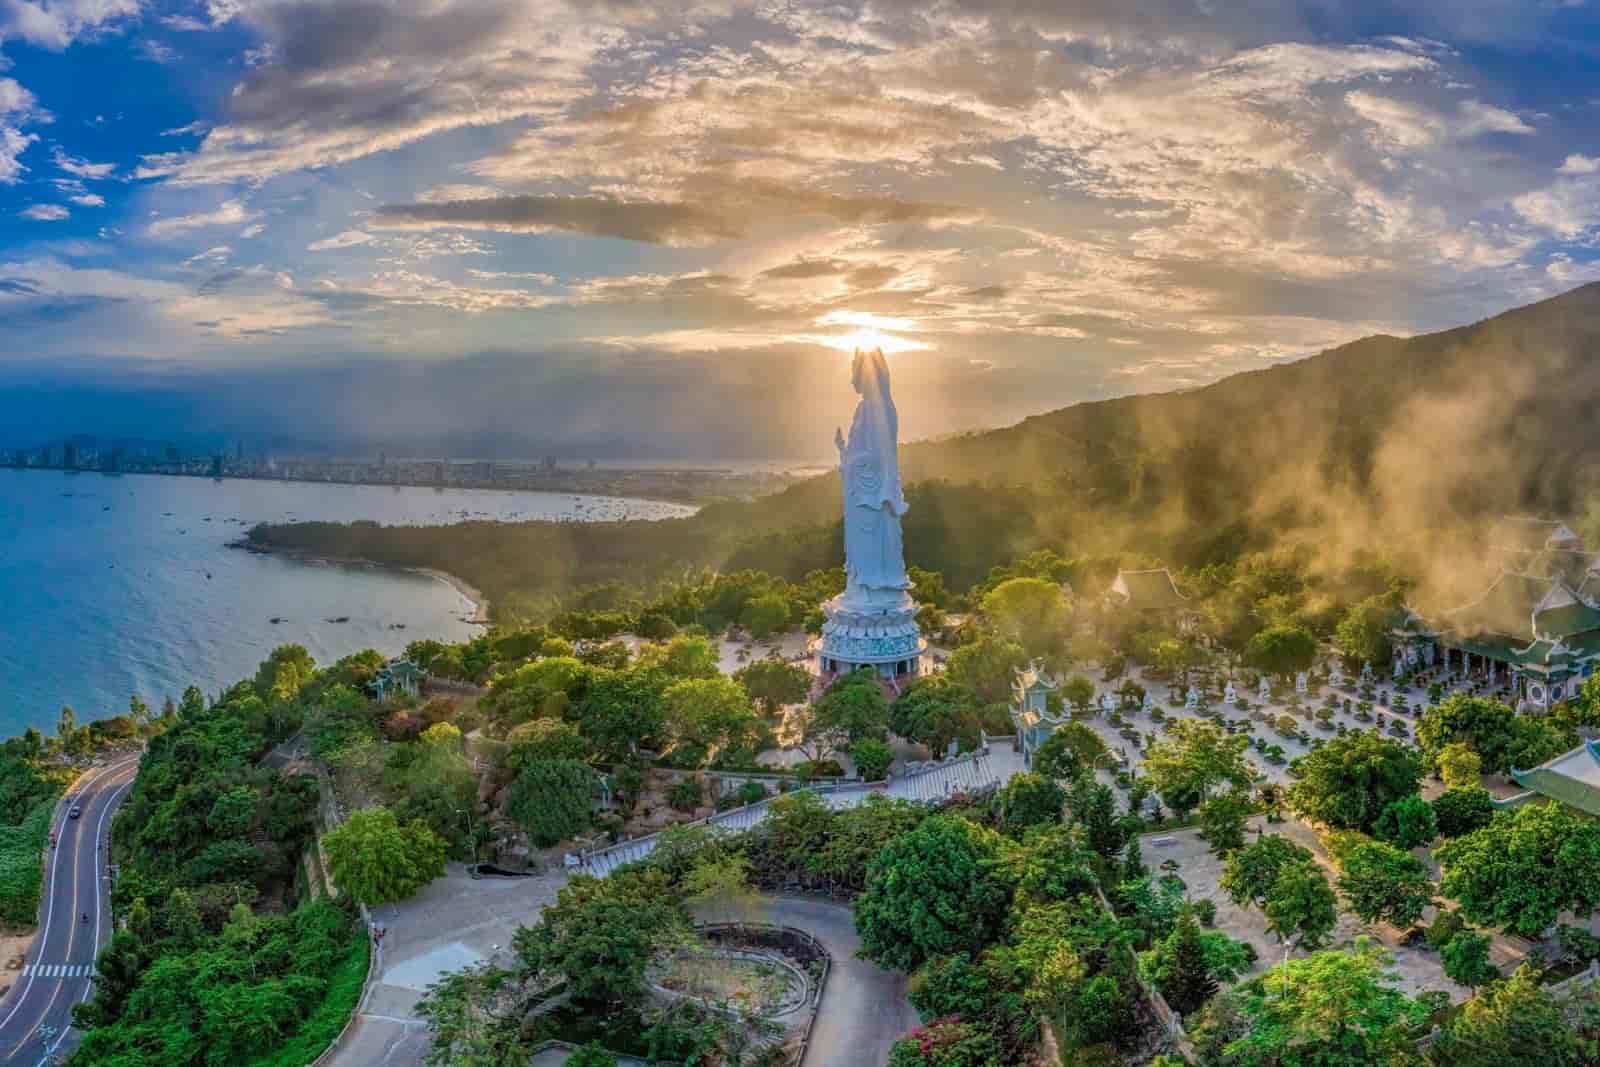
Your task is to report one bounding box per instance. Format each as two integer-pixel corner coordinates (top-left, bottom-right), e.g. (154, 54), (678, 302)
(839, 350), (910, 595)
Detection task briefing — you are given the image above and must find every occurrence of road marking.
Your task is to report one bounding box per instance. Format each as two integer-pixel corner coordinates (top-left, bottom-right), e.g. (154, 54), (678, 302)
(0, 757), (133, 1036)
(39, 773), (134, 1063)
(0, 759), (137, 1060)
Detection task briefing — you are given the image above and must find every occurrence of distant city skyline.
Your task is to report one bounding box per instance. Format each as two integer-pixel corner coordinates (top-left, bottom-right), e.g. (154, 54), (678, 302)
(4, 2), (1600, 453)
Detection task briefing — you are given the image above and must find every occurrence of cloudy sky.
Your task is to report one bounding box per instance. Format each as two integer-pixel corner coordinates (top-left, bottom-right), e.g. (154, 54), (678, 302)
(3, 0), (1600, 456)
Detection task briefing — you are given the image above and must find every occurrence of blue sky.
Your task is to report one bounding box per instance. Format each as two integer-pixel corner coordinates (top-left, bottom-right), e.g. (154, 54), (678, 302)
(3, 0), (1600, 456)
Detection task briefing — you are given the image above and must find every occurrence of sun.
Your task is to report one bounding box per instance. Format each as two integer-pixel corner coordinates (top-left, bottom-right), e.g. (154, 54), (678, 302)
(798, 310), (932, 355)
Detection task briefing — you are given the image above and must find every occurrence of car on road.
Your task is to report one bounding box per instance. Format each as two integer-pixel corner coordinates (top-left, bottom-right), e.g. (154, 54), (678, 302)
(68, 804), (82, 819)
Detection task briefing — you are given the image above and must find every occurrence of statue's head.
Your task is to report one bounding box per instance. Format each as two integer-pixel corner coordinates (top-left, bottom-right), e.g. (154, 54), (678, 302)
(851, 347), (889, 397)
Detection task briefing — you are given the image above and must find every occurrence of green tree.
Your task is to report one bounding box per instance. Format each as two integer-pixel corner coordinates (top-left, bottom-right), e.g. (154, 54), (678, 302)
(1286, 731), (1421, 831)
(661, 675), (763, 762)
(1221, 835), (1314, 908)
(997, 772), (1064, 835)
(849, 737), (894, 782)
(1374, 793), (1437, 849)
(980, 577), (1069, 656)
(1336, 595), (1396, 667)
(945, 636), (1028, 704)
(1244, 624), (1317, 679)
(1142, 718), (1252, 816)
(1159, 909), (1220, 1015)
(1428, 964), (1579, 1067)
(1059, 674), (1095, 715)
(1440, 929), (1498, 988)
(1435, 801), (1600, 936)
(1418, 694), (1568, 774)
(738, 593), (791, 638)
(1031, 722), (1109, 781)
(1218, 939), (1421, 1067)
(1068, 776), (1126, 860)
(1198, 790), (1253, 856)
(1141, 925), (1257, 992)
(1437, 741), (1483, 789)
(1336, 838), (1435, 927)
(640, 634), (721, 680)
(254, 643), (316, 703)
(1263, 860), (1338, 950)
(514, 868), (688, 1009)
(323, 806), (448, 905)
(810, 669), (891, 746)
(576, 667), (665, 762)
(733, 658), (812, 713)
(891, 677), (982, 756)
(505, 718), (589, 769)
(853, 815), (1016, 972)
(506, 759), (595, 847)
(1432, 786), (1496, 838)
(909, 949), (1038, 1062)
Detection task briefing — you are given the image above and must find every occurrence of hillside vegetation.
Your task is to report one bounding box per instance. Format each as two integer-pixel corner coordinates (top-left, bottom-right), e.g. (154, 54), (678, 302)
(251, 283), (1600, 618)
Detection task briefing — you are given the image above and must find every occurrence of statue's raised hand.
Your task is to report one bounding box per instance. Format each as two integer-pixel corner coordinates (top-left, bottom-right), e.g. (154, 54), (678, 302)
(834, 427), (846, 455)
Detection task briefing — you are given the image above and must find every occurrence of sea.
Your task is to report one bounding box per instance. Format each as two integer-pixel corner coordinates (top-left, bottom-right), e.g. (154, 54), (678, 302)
(0, 469), (694, 739)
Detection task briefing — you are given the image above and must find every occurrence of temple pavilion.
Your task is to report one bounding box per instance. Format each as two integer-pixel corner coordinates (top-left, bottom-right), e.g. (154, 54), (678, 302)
(1390, 518), (1600, 711)
(1104, 568), (1196, 631)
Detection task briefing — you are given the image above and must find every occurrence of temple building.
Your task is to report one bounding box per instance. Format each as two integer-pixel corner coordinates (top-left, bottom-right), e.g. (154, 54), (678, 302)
(1502, 741), (1600, 817)
(1105, 568), (1196, 631)
(1010, 663), (1062, 767)
(1389, 518), (1600, 711)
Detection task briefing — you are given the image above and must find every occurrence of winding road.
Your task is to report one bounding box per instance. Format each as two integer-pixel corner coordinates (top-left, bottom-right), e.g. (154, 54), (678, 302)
(0, 753), (140, 1065)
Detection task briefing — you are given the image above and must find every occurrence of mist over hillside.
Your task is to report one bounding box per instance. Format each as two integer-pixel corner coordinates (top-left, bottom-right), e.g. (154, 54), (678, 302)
(256, 284), (1600, 615)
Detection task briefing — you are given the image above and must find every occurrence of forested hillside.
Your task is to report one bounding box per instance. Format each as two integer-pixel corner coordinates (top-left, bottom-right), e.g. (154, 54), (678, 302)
(252, 283), (1600, 618)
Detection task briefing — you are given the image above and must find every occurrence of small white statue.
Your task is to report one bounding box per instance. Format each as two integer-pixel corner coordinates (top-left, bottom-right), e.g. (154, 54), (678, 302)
(1142, 691), (1155, 714)
(1100, 692), (1116, 715)
(1361, 662), (1374, 681)
(1328, 664), (1343, 688)
(1185, 686), (1199, 709)
(1257, 676), (1271, 701)
(1224, 681), (1238, 704)
(1295, 671), (1308, 694)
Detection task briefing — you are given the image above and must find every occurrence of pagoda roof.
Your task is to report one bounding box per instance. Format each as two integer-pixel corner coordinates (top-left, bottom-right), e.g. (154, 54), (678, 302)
(1109, 568), (1189, 611)
(1442, 572), (1552, 638)
(1511, 741), (1600, 818)
(1536, 601), (1600, 638)
(1013, 663), (1059, 691)
(1488, 516), (1582, 554)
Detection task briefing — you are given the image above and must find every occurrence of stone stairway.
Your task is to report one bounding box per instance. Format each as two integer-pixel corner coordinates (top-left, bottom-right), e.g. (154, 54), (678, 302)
(579, 749), (1004, 878)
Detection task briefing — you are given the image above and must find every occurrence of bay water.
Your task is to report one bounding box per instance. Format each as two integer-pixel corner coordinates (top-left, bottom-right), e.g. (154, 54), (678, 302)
(0, 469), (692, 737)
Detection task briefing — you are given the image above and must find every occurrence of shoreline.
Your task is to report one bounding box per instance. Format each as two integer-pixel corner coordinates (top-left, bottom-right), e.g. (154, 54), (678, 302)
(414, 567), (492, 624)
(236, 541), (493, 627)
(1, 463), (720, 511)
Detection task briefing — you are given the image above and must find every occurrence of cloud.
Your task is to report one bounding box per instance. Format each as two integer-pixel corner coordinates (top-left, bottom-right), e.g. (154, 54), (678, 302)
(1346, 92), (1532, 147)
(374, 183), (976, 246)
(0, 125), (36, 183)
(158, 13), (210, 31)
(52, 148), (114, 179)
(137, 37), (177, 63)
(0, 0), (142, 49)
(132, 0), (599, 186)
(68, 192), (103, 206)
(19, 203), (68, 220)
(0, 77), (41, 184)
(306, 229), (373, 251)
(145, 199), (259, 237)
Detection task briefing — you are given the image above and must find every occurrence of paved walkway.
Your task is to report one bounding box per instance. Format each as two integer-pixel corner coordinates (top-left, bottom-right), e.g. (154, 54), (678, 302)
(326, 865), (567, 1067)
